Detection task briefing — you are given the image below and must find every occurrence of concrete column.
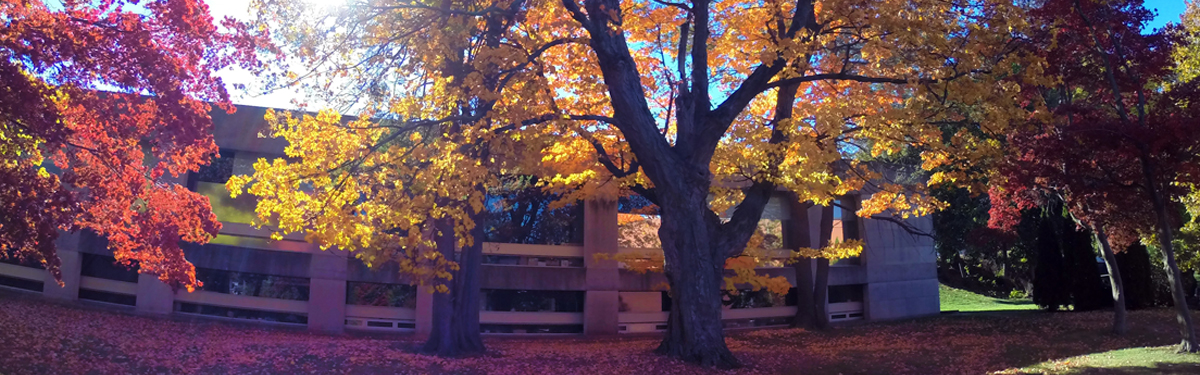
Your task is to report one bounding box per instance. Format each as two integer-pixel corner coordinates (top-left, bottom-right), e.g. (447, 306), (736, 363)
(583, 198), (620, 335)
(415, 287), (434, 337)
(136, 273), (175, 315)
(307, 251), (348, 334)
(43, 232), (82, 300)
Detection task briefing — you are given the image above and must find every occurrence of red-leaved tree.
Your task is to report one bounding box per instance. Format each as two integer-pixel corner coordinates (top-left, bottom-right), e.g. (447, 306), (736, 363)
(0, 0), (258, 290)
(989, 0), (1200, 350)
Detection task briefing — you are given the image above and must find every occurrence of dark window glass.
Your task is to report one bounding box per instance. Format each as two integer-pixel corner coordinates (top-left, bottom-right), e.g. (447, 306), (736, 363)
(195, 268), (310, 301)
(176, 302), (307, 324)
(480, 324), (583, 334)
(346, 282), (417, 308)
(79, 289), (136, 306)
(195, 150), (235, 184)
(481, 290), (585, 312)
(0, 255), (44, 269)
(722, 288), (796, 309)
(662, 291), (672, 311)
(81, 254), (139, 283)
(483, 178), (584, 245)
(828, 284), (865, 303)
(722, 316), (793, 328)
(483, 255), (521, 265)
(618, 194), (658, 214)
(0, 275), (43, 292)
(483, 256), (583, 267)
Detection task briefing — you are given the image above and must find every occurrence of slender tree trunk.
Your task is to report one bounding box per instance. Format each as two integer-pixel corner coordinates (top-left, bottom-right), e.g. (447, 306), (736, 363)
(813, 258), (831, 329)
(1140, 155), (1199, 352)
(422, 215), (485, 356)
(788, 199), (816, 328)
(813, 205), (834, 330)
(793, 257), (816, 328)
(655, 190), (740, 368)
(1093, 227), (1128, 335)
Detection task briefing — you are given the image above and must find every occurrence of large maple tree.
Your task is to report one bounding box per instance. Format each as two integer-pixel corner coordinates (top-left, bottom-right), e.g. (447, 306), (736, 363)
(237, 0), (1037, 366)
(988, 0), (1200, 351)
(0, 0), (256, 289)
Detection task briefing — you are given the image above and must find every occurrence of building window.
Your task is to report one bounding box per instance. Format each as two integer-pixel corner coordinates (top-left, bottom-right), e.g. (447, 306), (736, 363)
(722, 288), (798, 309)
(832, 196), (861, 266)
(194, 150), (236, 184)
(618, 213), (662, 249)
(0, 275), (43, 292)
(176, 302), (307, 325)
(346, 282), (417, 308)
(483, 183), (584, 245)
(828, 284), (865, 304)
(483, 255), (583, 267)
(0, 255), (44, 269)
(195, 268), (310, 301)
(79, 289), (136, 306)
(480, 324), (583, 334)
(80, 254), (139, 283)
(481, 290), (584, 312)
(188, 150), (258, 224)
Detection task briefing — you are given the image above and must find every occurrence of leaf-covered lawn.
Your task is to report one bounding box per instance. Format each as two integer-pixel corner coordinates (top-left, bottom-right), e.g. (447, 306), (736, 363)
(1, 289), (1197, 374)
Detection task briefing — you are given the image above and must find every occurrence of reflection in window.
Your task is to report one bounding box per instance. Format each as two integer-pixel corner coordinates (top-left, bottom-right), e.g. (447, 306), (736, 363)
(0, 275), (42, 292)
(722, 288), (797, 309)
(80, 254), (139, 283)
(195, 268), (310, 301)
(79, 289), (136, 306)
(832, 196), (861, 266)
(480, 324), (583, 334)
(483, 255), (583, 267)
(481, 289), (584, 312)
(483, 178), (583, 245)
(828, 284), (865, 304)
(618, 214), (661, 248)
(752, 219), (784, 250)
(189, 150), (258, 224)
(0, 254), (44, 269)
(195, 150), (235, 184)
(346, 282), (417, 308)
(176, 302), (307, 324)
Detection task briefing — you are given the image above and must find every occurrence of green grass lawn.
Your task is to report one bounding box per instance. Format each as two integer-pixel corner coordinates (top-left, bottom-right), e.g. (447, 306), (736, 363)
(940, 284), (1039, 312)
(1001, 346), (1200, 374)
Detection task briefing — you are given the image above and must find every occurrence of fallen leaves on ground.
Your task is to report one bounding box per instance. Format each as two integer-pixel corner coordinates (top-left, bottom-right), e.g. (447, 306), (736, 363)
(0, 290), (1194, 374)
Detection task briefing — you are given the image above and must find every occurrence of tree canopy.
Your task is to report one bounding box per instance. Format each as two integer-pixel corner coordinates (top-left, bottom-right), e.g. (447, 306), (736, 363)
(231, 0), (1042, 366)
(0, 0), (257, 289)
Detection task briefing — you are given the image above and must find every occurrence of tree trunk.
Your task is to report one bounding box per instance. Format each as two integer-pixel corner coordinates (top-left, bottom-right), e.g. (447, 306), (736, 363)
(793, 258), (816, 328)
(813, 205), (834, 330)
(422, 215), (485, 356)
(1093, 227), (1128, 335)
(813, 258), (831, 330)
(1140, 155), (1199, 352)
(655, 191), (740, 368)
(787, 199), (816, 329)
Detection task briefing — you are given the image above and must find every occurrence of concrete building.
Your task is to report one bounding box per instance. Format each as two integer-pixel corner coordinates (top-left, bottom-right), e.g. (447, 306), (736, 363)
(0, 105), (940, 335)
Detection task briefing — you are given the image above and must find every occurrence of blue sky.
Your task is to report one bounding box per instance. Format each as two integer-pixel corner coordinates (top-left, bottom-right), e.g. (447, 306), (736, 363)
(209, 0), (1192, 109)
(1145, 0), (1187, 31)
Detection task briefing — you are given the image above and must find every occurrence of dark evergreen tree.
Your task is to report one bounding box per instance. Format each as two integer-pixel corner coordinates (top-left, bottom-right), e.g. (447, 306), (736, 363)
(1062, 224), (1109, 311)
(1117, 243), (1157, 309)
(1033, 217), (1070, 310)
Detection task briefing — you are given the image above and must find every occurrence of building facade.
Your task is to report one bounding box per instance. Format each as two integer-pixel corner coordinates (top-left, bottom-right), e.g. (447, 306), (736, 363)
(0, 105), (940, 335)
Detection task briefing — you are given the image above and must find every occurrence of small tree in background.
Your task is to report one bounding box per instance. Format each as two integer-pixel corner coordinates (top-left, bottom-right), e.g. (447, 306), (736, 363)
(988, 0), (1200, 347)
